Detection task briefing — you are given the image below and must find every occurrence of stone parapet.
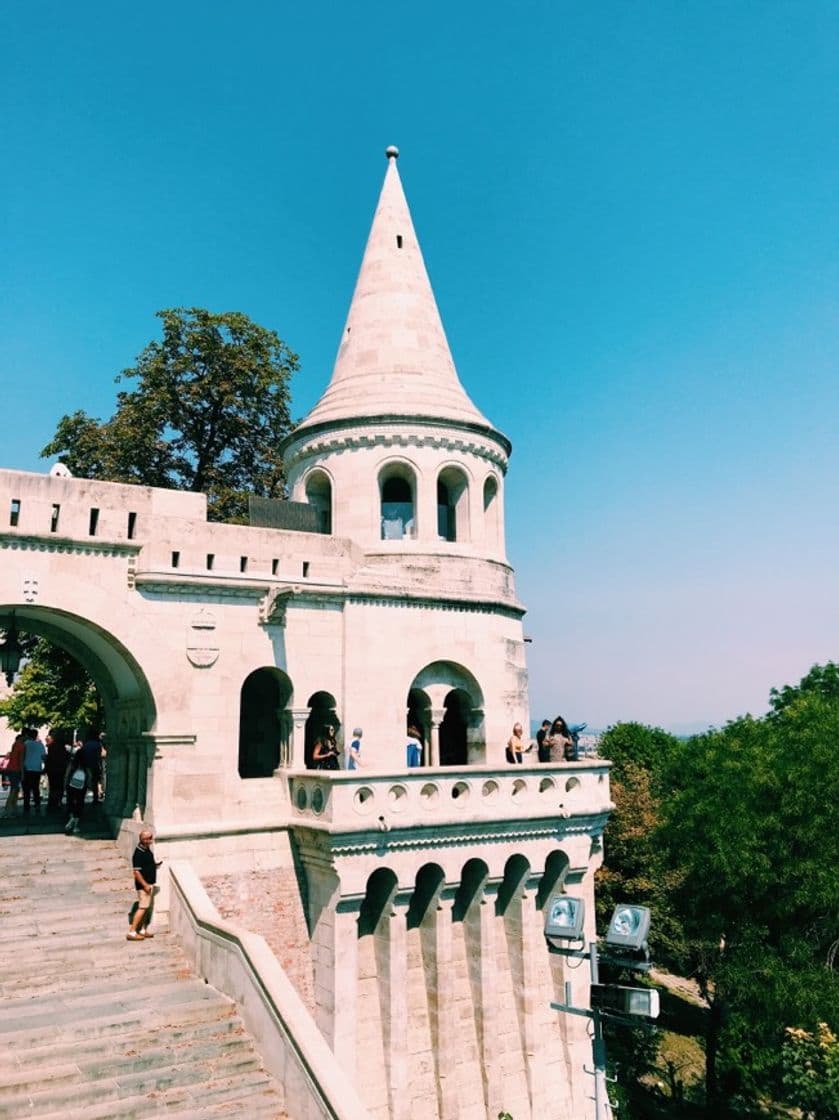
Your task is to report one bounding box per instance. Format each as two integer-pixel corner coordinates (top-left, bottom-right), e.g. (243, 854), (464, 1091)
(289, 763), (612, 836)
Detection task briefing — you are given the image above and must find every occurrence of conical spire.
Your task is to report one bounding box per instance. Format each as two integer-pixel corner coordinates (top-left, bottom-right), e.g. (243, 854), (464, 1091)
(295, 147), (493, 434)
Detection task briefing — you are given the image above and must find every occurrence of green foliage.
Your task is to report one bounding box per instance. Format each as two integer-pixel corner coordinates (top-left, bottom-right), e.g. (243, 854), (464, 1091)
(597, 723), (686, 965)
(657, 686), (839, 1106)
(0, 638), (100, 732)
(781, 1022), (839, 1119)
(599, 721), (681, 779)
(41, 307), (299, 522)
(769, 659), (839, 716)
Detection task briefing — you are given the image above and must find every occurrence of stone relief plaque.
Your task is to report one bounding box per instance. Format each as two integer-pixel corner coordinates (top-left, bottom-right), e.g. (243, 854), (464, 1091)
(186, 608), (219, 668)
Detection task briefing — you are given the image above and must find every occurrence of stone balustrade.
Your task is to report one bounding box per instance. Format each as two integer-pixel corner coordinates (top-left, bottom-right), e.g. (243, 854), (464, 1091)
(288, 762), (612, 831)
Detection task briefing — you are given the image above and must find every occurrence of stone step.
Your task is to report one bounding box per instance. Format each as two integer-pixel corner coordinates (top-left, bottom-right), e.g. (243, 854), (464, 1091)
(0, 977), (223, 1037)
(9, 1014), (242, 1071)
(0, 957), (190, 1002)
(0, 1032), (255, 1100)
(5, 994), (237, 1051)
(8, 942), (177, 979)
(26, 1070), (285, 1120)
(0, 1051), (266, 1117)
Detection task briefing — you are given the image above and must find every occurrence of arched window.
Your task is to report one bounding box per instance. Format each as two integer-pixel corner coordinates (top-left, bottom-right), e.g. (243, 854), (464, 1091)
(437, 466), (469, 542)
(483, 474), (500, 548)
(239, 668), (293, 778)
(305, 470), (332, 534)
(379, 466), (416, 540)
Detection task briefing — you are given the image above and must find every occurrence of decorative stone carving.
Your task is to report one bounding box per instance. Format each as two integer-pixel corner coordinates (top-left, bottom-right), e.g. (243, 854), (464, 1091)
(186, 608), (219, 667)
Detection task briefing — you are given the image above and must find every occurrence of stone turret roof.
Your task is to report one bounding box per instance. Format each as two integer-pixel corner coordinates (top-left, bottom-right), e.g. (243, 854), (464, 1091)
(294, 147), (497, 437)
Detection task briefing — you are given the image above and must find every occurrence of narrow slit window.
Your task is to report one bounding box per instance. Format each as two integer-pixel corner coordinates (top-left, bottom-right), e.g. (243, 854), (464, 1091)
(89, 508), (99, 536)
(206, 553), (214, 571)
(127, 511), (137, 539)
(171, 551), (180, 568)
(302, 561), (310, 578)
(396, 234), (403, 248)
(240, 556), (248, 573)
(9, 499), (20, 527)
(50, 504), (60, 532)
(271, 558), (279, 576)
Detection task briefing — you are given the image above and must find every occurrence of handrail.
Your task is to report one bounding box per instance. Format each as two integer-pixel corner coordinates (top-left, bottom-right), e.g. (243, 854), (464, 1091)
(168, 860), (371, 1120)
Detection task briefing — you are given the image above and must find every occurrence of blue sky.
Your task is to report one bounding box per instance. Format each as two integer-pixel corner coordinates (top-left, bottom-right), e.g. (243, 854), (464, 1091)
(3, 3), (837, 731)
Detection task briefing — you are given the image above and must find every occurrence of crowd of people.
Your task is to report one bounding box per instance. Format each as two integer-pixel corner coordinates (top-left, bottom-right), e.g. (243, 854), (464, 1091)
(1, 727), (107, 833)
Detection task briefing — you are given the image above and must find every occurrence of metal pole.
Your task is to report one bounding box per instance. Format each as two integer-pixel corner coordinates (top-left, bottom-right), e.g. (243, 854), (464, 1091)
(592, 1009), (610, 1120)
(589, 942), (610, 1120)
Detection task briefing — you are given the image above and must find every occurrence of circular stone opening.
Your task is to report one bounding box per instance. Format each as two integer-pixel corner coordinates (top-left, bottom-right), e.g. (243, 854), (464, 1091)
(539, 777), (556, 794)
(353, 786), (376, 814)
(565, 777), (581, 793)
(311, 786), (325, 815)
(420, 783), (440, 807)
(511, 778), (527, 798)
(451, 781), (470, 802)
(388, 784), (408, 811)
(295, 786), (308, 812)
(482, 779), (500, 801)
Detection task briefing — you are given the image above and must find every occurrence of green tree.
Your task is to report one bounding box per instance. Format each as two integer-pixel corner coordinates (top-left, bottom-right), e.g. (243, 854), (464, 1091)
(41, 307), (299, 522)
(0, 638), (100, 732)
(781, 1022), (839, 1119)
(769, 660), (839, 717)
(658, 689), (839, 1110)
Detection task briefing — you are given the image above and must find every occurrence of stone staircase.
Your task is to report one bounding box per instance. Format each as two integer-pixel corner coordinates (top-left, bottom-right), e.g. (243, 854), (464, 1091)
(0, 829), (289, 1120)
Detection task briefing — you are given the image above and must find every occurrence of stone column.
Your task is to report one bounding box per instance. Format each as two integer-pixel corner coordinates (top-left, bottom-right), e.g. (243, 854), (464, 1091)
(377, 889), (412, 1120)
(429, 707), (445, 767)
(467, 707), (486, 764)
(474, 879), (504, 1117)
(308, 865), (363, 1079)
(289, 706), (310, 770)
(514, 874), (550, 1119)
(424, 885), (459, 1120)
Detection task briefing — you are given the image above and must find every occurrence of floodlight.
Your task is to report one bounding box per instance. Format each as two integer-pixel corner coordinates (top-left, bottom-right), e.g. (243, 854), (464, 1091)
(544, 894), (585, 946)
(604, 905), (650, 951)
(591, 984), (660, 1019)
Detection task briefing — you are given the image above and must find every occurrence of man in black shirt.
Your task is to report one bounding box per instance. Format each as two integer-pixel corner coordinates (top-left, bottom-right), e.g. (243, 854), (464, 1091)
(127, 829), (160, 941)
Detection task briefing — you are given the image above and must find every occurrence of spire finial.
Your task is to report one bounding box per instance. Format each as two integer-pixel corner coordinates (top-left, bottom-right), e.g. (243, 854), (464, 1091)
(385, 145), (399, 160)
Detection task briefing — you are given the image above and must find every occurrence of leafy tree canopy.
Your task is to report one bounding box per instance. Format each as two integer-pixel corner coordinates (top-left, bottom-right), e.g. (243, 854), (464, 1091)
(657, 684), (839, 1105)
(769, 659), (839, 717)
(0, 638), (100, 733)
(41, 308), (299, 522)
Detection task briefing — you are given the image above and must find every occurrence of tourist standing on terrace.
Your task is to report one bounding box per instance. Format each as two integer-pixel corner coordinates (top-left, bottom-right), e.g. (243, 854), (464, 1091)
(347, 728), (363, 769)
(506, 722), (531, 763)
(545, 717), (573, 762)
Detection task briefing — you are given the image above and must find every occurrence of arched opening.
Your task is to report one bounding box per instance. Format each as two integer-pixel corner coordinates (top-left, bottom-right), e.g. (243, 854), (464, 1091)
(440, 688), (470, 767)
(238, 667), (293, 778)
(406, 862), (446, 929)
(0, 605), (156, 824)
(304, 690), (340, 769)
(358, 867), (399, 936)
(305, 469), (332, 535)
(407, 687), (431, 758)
(452, 858), (490, 922)
(536, 850), (571, 911)
(483, 473), (500, 549)
(436, 466), (469, 543)
(407, 660), (486, 766)
(497, 853), (531, 916)
(379, 464), (416, 540)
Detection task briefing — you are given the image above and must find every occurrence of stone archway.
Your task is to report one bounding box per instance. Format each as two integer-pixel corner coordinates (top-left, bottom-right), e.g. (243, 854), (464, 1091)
(0, 604), (156, 822)
(407, 661), (485, 766)
(238, 667), (293, 778)
(304, 690), (340, 769)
